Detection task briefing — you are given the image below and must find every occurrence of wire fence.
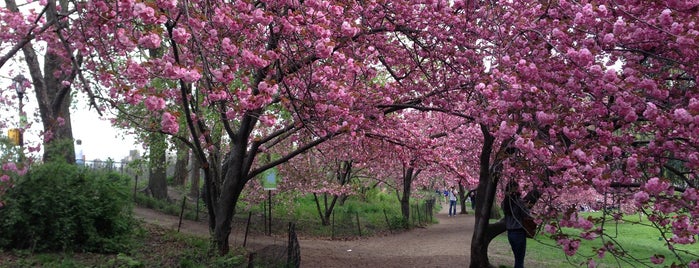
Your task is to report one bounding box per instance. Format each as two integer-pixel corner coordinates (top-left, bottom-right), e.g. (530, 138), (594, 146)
(229, 199), (437, 239)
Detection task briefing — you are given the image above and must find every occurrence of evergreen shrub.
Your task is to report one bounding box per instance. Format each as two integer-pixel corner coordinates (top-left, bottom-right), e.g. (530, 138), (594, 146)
(0, 161), (136, 252)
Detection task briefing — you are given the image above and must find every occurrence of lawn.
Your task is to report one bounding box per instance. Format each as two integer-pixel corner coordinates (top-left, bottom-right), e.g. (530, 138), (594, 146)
(490, 211), (699, 267)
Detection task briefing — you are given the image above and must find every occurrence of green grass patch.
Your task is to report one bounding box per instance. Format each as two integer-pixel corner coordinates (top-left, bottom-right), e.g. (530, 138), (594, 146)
(491, 211), (699, 267)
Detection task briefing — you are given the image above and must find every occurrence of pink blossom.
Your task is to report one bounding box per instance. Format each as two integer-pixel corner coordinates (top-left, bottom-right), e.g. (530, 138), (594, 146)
(161, 112), (179, 134)
(673, 108), (693, 124)
(181, 69), (201, 83)
(643, 102), (658, 120)
(133, 3), (156, 23)
(597, 248), (606, 258)
(557, 238), (581, 256)
(56, 117), (65, 126)
(651, 255), (665, 265)
(587, 259), (596, 268)
(580, 231), (598, 240)
(0, 174), (9, 182)
(577, 217), (594, 230)
(258, 81), (278, 95)
(145, 96), (166, 111)
(314, 39), (333, 58)
(259, 114), (276, 127)
(156, 0), (177, 9)
(682, 188), (698, 202)
(116, 28), (136, 49)
(172, 27), (191, 44)
(536, 111), (556, 125)
(221, 38), (238, 56)
(688, 98), (699, 112)
(633, 191), (649, 205)
(341, 21), (358, 37)
(138, 33), (161, 49)
(496, 121), (517, 137)
(644, 177), (669, 195)
(241, 49), (268, 68)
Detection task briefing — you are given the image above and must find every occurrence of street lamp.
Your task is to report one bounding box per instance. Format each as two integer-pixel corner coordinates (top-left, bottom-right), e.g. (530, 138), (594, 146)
(12, 74), (27, 148)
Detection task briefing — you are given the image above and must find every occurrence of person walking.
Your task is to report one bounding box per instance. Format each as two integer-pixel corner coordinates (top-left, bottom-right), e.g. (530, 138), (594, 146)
(448, 186), (458, 217)
(502, 181), (530, 268)
(75, 139), (85, 166)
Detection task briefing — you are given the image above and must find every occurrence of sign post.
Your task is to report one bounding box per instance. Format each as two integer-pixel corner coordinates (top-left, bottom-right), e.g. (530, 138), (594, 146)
(262, 168), (278, 236)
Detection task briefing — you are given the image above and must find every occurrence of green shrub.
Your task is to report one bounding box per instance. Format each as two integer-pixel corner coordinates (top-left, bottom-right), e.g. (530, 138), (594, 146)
(387, 215), (409, 230)
(0, 161), (136, 253)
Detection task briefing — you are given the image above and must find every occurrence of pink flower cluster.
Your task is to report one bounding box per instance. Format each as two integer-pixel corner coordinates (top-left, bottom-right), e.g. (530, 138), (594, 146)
(161, 112), (179, 134)
(556, 238), (581, 256)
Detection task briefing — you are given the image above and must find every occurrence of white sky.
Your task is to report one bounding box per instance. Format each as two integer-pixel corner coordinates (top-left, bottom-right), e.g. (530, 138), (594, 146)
(1, 78), (141, 162)
(71, 104), (141, 162)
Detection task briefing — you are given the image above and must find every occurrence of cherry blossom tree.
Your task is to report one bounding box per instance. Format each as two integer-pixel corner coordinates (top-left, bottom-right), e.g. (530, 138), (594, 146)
(445, 1), (699, 267)
(2, 0), (698, 266)
(279, 143), (364, 226)
(66, 0), (412, 255)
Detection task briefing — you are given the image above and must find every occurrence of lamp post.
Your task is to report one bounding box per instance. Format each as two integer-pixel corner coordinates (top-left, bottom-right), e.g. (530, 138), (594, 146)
(12, 75), (27, 155)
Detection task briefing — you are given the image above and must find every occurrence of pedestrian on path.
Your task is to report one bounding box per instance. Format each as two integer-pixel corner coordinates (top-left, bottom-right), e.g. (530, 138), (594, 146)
(448, 186), (458, 216)
(502, 181), (530, 268)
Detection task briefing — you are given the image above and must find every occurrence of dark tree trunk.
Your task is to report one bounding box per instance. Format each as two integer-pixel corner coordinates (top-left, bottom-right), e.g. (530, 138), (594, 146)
(399, 167), (412, 223)
(470, 125), (503, 268)
(314, 160), (352, 225)
(189, 153), (201, 197)
(459, 183), (468, 214)
(147, 132), (168, 200)
(172, 140), (189, 186)
(313, 193), (338, 226)
(212, 141), (248, 255)
(399, 166), (421, 224)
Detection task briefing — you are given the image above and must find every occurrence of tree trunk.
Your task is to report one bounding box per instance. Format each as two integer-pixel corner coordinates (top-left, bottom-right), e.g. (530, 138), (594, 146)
(172, 141), (189, 186)
(459, 183), (468, 214)
(211, 147), (248, 255)
(313, 193), (339, 226)
(7, 0), (77, 164)
(470, 125), (502, 268)
(189, 153), (201, 197)
(147, 132), (168, 200)
(399, 167), (414, 224)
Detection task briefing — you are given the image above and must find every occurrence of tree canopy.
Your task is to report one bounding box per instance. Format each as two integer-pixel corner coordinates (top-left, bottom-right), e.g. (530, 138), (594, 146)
(1, 0), (698, 266)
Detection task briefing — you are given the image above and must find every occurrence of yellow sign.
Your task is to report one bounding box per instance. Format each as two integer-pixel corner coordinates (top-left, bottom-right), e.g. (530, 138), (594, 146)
(8, 128), (21, 146)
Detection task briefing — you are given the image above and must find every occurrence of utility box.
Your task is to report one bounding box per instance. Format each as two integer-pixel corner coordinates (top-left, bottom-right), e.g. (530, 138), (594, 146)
(8, 128), (22, 146)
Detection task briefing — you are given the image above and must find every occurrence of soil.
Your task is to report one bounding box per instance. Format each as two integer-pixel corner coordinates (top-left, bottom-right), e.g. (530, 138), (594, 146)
(135, 202), (485, 268)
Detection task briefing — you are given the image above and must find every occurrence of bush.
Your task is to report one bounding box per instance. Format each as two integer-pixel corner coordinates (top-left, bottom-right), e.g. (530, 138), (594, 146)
(0, 161), (136, 253)
(387, 215), (409, 230)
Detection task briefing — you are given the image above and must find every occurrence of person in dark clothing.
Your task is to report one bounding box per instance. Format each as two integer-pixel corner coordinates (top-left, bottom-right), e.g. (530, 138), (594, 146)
(468, 190), (476, 210)
(502, 181), (530, 268)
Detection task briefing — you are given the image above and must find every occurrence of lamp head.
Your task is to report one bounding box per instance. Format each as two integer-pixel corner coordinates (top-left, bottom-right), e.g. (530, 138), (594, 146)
(13, 74), (27, 99)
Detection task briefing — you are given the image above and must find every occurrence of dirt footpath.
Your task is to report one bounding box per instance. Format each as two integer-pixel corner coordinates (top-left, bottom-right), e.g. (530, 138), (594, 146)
(134, 204), (476, 268)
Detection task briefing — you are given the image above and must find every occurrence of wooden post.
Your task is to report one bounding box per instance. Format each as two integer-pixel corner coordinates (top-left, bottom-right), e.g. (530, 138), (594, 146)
(244, 211), (252, 247)
(178, 197), (186, 232)
(267, 190), (272, 236)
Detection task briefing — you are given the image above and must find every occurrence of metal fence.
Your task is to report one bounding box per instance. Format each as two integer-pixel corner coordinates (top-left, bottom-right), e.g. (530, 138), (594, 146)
(230, 199), (436, 239)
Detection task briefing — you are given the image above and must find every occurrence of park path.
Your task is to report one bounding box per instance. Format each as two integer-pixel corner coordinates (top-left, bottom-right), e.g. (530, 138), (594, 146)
(134, 202), (478, 267)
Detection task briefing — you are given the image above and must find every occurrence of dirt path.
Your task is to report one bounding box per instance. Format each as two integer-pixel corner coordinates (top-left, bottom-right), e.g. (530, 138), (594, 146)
(134, 203), (476, 267)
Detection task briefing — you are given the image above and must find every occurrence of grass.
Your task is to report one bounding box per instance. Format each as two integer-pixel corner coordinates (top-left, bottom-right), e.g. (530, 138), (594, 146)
(490, 211), (699, 267)
(0, 224), (246, 267)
